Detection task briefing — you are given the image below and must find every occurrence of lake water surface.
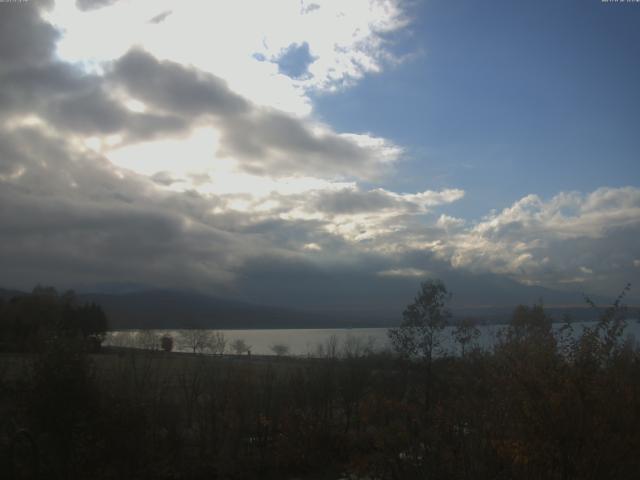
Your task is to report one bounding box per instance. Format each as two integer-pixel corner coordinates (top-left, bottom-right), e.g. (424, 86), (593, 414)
(106, 320), (640, 356)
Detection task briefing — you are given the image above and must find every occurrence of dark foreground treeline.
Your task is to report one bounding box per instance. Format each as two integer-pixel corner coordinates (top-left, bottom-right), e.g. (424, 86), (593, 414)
(0, 286), (107, 353)
(1, 285), (640, 479)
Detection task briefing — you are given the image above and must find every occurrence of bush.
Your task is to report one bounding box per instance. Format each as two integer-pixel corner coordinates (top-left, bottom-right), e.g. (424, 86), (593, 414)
(160, 334), (174, 352)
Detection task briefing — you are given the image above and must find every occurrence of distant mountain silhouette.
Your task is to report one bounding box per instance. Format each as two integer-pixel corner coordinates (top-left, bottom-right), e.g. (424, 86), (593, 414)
(0, 283), (626, 330)
(0, 288), (27, 300)
(78, 290), (376, 330)
(0, 287), (390, 328)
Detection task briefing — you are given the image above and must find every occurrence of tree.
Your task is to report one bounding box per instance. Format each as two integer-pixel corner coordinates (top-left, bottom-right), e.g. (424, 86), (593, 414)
(77, 302), (108, 351)
(270, 343), (290, 357)
(179, 329), (212, 354)
(313, 334), (339, 359)
(574, 283), (632, 367)
(135, 330), (160, 351)
(388, 279), (451, 363)
(0, 286), (108, 352)
(342, 334), (376, 359)
(209, 331), (227, 355)
(507, 303), (552, 341)
(230, 338), (250, 355)
(452, 317), (480, 357)
(160, 334), (174, 353)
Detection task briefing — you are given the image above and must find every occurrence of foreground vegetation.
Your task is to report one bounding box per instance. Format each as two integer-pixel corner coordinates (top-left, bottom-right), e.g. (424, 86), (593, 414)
(1, 284), (639, 479)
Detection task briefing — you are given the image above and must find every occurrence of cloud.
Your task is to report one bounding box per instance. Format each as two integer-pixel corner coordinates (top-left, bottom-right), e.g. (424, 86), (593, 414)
(377, 268), (430, 277)
(0, 9), (189, 144)
(1, 120), (637, 302)
(148, 10), (172, 24)
(264, 0), (409, 91)
(233, 252), (424, 312)
(0, 63), (188, 142)
(0, 125), (252, 291)
(1, 0), (637, 307)
(203, 185), (464, 246)
(48, 0), (409, 114)
(302, 243), (322, 251)
(0, 1), (57, 75)
(310, 188), (465, 216)
(112, 48), (250, 117)
(75, 0), (118, 12)
(2, 10), (399, 182)
(106, 48), (402, 180)
(3, 2), (405, 183)
(433, 188), (640, 294)
(436, 214), (466, 231)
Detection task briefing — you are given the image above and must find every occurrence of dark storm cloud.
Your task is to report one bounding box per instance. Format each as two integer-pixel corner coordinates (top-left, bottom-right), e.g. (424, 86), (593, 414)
(0, 121), (402, 299)
(233, 246), (617, 314)
(47, 87), (131, 134)
(235, 217), (351, 255)
(0, 132), (29, 177)
(234, 252), (415, 313)
(0, 0), (57, 74)
(0, 126), (247, 291)
(1, 122), (635, 304)
(231, 249), (563, 314)
(0, 63), (93, 115)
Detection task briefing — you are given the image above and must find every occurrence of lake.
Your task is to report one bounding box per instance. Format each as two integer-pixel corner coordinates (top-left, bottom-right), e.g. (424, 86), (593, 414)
(105, 320), (640, 356)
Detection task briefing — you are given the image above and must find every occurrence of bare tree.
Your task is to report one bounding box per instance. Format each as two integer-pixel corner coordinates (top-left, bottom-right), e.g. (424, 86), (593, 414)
(452, 318), (480, 357)
(270, 343), (290, 357)
(314, 334), (340, 359)
(230, 338), (251, 355)
(179, 329), (214, 354)
(135, 330), (160, 351)
(105, 331), (136, 348)
(388, 279), (451, 364)
(208, 331), (227, 355)
(342, 334), (376, 359)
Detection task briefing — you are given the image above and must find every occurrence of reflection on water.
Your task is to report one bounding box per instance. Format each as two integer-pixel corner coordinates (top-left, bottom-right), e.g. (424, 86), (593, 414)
(105, 320), (640, 357)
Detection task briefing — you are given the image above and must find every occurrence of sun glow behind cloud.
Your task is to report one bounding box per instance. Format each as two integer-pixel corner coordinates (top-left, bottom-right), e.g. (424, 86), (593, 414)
(104, 125), (374, 201)
(43, 0), (408, 201)
(107, 127), (220, 178)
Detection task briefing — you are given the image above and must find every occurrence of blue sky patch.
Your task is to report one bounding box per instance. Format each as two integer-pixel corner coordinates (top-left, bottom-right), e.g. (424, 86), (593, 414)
(276, 42), (315, 79)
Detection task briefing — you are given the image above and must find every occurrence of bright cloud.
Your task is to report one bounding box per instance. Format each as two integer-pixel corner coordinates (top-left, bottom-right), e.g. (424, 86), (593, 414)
(47, 0), (407, 114)
(377, 268), (430, 277)
(38, 2), (409, 187)
(436, 187), (640, 290)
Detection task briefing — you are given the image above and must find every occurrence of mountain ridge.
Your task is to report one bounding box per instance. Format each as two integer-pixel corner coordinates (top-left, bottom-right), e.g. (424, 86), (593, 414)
(2, 285), (632, 329)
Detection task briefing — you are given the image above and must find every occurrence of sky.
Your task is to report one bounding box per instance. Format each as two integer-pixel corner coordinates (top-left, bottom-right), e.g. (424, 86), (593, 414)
(0, 0), (639, 312)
